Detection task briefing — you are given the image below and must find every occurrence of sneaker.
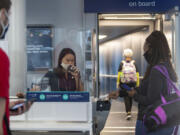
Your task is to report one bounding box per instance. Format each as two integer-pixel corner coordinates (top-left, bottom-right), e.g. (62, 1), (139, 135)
(126, 112), (132, 120)
(126, 114), (132, 120)
(126, 112), (131, 115)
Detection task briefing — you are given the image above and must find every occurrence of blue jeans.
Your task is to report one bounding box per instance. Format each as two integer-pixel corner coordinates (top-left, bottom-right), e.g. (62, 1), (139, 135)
(135, 120), (174, 135)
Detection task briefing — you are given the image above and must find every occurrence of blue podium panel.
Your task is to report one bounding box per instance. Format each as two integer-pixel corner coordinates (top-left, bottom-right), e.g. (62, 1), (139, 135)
(26, 91), (89, 102)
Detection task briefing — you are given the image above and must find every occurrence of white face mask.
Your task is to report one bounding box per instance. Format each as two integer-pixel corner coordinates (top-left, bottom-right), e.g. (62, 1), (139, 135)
(61, 62), (70, 70)
(0, 10), (9, 39)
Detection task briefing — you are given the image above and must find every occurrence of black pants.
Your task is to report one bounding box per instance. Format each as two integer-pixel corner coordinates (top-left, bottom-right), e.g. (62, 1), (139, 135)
(121, 82), (136, 113)
(124, 96), (132, 113)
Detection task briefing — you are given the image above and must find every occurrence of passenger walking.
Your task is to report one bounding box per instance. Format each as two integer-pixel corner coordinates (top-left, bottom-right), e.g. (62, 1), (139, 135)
(117, 48), (139, 120)
(128, 30), (177, 135)
(109, 48), (139, 120)
(0, 0), (32, 135)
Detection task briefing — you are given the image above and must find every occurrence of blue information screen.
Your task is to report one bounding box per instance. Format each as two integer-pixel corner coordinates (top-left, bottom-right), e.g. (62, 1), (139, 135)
(27, 26), (53, 71)
(26, 91), (90, 102)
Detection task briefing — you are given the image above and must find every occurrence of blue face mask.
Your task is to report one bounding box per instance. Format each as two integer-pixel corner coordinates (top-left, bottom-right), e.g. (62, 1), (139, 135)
(0, 10), (9, 39)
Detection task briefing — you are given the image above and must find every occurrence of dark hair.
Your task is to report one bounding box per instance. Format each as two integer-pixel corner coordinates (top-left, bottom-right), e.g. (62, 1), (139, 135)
(54, 48), (76, 76)
(143, 31), (178, 82)
(57, 48), (76, 68)
(0, 0), (11, 11)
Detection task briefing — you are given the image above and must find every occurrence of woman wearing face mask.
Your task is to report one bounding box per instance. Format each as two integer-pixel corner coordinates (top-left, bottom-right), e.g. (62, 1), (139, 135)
(0, 6), (9, 39)
(127, 31), (177, 135)
(40, 48), (84, 91)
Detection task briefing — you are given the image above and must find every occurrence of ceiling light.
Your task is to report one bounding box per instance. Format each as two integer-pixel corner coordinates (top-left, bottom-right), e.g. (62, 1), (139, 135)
(103, 16), (155, 20)
(99, 14), (156, 20)
(99, 35), (107, 40)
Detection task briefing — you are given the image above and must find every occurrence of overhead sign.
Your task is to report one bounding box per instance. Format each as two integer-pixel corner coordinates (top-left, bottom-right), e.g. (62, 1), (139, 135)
(84, 0), (180, 13)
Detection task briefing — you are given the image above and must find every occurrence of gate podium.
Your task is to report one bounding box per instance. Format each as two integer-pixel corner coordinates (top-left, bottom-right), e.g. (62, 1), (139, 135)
(10, 91), (93, 135)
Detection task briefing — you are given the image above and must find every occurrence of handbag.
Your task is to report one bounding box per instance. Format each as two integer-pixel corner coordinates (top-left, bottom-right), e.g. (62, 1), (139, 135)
(143, 65), (180, 132)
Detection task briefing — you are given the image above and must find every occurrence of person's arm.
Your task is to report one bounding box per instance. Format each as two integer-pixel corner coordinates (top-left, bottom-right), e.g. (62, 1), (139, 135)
(108, 90), (120, 99)
(118, 62), (123, 71)
(68, 66), (84, 91)
(133, 61), (140, 87)
(78, 80), (84, 91)
(133, 68), (164, 106)
(75, 75), (84, 91)
(0, 98), (6, 135)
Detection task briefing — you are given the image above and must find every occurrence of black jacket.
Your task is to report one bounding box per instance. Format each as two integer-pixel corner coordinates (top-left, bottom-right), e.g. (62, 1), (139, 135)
(134, 63), (176, 120)
(41, 69), (76, 91)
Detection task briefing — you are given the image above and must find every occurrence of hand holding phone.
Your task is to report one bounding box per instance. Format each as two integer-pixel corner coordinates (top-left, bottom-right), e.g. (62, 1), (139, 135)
(67, 65), (80, 78)
(10, 102), (25, 111)
(9, 99), (34, 116)
(108, 91), (119, 99)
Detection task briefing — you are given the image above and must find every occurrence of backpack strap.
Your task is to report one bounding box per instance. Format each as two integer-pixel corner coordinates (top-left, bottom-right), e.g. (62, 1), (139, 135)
(130, 60), (135, 64)
(121, 60), (125, 65)
(154, 65), (180, 97)
(173, 126), (179, 135)
(3, 114), (12, 135)
(154, 65), (171, 95)
(121, 60), (126, 71)
(130, 60), (136, 70)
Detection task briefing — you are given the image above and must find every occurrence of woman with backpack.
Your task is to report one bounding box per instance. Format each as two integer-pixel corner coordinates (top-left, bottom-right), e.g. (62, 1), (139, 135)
(109, 48), (139, 120)
(117, 48), (138, 120)
(128, 31), (177, 135)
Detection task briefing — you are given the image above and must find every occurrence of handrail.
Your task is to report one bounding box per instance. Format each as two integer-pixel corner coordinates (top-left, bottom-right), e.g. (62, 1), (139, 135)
(99, 74), (143, 79)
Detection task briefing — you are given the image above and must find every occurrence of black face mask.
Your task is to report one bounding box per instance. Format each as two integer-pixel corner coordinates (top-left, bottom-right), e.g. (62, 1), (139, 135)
(0, 10), (9, 39)
(143, 51), (151, 64)
(0, 25), (9, 39)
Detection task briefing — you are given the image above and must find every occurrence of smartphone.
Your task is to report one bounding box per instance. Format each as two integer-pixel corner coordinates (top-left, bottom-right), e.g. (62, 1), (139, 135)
(10, 102), (25, 111)
(10, 98), (36, 112)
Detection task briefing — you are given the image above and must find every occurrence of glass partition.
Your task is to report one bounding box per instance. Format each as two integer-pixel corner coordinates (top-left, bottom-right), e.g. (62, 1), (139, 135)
(26, 28), (87, 92)
(25, 0), (94, 94)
